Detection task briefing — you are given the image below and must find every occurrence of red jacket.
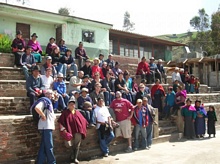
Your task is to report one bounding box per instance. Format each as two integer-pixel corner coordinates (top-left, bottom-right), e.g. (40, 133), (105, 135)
(131, 105), (148, 127)
(136, 62), (150, 75)
(91, 65), (104, 79)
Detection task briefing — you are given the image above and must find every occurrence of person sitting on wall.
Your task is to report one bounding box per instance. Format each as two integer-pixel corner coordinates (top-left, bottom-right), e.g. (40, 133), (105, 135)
(112, 62), (123, 79)
(80, 59), (92, 78)
(157, 59), (167, 84)
(53, 73), (69, 106)
(75, 42), (89, 69)
(11, 30), (25, 68)
(68, 71), (85, 96)
(136, 57), (150, 82)
(26, 65), (44, 107)
(105, 54), (115, 69)
(27, 33), (42, 63)
(20, 46), (36, 80)
(91, 58), (104, 79)
(58, 38), (67, 56)
(149, 57), (160, 83)
(45, 37), (57, 55)
(172, 67), (182, 84)
(41, 67), (54, 91)
(40, 56), (57, 79)
(60, 48), (78, 78)
(101, 62), (108, 78)
(99, 53), (105, 67)
(50, 46), (66, 79)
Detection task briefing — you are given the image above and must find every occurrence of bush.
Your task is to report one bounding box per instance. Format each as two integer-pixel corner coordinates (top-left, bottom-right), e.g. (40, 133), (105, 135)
(0, 34), (12, 53)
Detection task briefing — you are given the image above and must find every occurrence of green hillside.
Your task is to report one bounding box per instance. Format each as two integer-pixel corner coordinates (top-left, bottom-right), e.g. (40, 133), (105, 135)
(155, 32), (198, 60)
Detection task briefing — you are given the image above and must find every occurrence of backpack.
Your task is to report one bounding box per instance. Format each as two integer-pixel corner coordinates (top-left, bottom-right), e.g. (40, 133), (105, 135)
(30, 97), (52, 124)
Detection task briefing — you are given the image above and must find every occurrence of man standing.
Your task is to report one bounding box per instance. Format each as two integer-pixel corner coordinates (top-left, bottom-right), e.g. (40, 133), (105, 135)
(110, 91), (134, 153)
(20, 46), (36, 80)
(142, 97), (156, 149)
(75, 42), (89, 69)
(94, 97), (115, 157)
(34, 89), (56, 164)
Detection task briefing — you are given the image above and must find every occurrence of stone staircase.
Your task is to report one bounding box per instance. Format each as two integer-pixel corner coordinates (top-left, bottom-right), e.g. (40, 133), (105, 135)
(0, 52), (220, 163)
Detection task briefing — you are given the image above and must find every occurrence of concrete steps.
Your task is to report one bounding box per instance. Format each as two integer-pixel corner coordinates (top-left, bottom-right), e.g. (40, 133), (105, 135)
(187, 93), (220, 103)
(0, 67), (25, 80)
(0, 97), (30, 115)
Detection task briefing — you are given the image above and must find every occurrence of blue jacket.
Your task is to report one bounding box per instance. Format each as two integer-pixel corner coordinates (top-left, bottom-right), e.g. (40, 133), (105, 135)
(165, 91), (175, 106)
(26, 75), (43, 93)
(53, 81), (66, 95)
(77, 95), (93, 110)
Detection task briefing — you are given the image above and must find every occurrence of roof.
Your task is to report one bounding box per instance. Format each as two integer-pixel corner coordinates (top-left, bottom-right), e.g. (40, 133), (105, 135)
(110, 29), (186, 46)
(0, 3), (113, 27)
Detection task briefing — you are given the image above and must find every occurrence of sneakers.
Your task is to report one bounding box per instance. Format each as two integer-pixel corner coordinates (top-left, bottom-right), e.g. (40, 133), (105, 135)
(133, 148), (138, 151)
(104, 153), (108, 157)
(89, 123), (95, 127)
(125, 147), (133, 153)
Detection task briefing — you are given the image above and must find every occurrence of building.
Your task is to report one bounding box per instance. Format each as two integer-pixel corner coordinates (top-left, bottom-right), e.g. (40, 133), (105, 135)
(109, 29), (185, 61)
(0, 3), (112, 58)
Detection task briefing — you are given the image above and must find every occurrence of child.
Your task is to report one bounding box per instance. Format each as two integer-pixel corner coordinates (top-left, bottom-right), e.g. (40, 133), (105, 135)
(189, 75), (195, 93)
(163, 87), (176, 119)
(194, 77), (200, 94)
(207, 105), (217, 137)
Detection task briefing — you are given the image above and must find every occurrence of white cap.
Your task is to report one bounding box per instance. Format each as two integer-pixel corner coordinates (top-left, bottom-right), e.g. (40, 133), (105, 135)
(175, 67), (179, 71)
(57, 73), (64, 78)
(158, 59), (162, 62)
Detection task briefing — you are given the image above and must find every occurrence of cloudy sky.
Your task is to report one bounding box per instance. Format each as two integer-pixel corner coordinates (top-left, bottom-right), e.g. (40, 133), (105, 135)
(2, 0), (220, 36)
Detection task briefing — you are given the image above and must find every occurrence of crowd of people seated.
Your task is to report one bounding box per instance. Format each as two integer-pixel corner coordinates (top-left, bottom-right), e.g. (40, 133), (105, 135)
(10, 31), (216, 163)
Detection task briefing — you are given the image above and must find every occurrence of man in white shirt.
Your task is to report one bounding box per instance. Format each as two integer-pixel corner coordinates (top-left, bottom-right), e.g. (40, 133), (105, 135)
(68, 71), (85, 96)
(172, 67), (182, 83)
(41, 67), (54, 90)
(94, 97), (115, 157)
(34, 89), (56, 164)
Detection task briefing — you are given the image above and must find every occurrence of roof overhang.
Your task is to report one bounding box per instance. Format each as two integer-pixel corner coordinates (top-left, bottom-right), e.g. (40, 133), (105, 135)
(110, 29), (186, 46)
(0, 3), (113, 28)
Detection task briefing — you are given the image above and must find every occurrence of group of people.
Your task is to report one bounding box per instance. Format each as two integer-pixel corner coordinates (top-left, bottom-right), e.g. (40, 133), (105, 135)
(11, 31), (217, 164)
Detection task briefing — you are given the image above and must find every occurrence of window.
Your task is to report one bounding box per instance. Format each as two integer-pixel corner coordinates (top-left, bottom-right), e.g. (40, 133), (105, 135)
(82, 30), (95, 43)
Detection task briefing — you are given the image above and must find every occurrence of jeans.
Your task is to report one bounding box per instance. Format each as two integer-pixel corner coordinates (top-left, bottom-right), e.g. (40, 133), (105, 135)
(122, 92), (133, 103)
(103, 91), (110, 106)
(80, 109), (95, 124)
(97, 129), (114, 154)
(63, 63), (78, 77)
(27, 92), (44, 107)
(134, 125), (147, 149)
(53, 93), (67, 110)
(37, 129), (56, 164)
(22, 65), (31, 80)
(146, 123), (153, 147)
(55, 64), (64, 75)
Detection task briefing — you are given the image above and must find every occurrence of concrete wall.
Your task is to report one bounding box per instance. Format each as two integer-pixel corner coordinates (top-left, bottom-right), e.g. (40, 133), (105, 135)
(64, 22), (109, 59)
(0, 16), (56, 46)
(209, 72), (220, 87)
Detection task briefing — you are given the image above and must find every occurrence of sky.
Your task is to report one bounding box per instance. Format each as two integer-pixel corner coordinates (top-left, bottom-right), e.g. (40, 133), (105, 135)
(2, 0), (220, 36)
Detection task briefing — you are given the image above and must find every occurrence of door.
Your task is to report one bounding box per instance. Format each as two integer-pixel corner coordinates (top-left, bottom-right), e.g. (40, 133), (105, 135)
(16, 23), (30, 45)
(56, 26), (62, 45)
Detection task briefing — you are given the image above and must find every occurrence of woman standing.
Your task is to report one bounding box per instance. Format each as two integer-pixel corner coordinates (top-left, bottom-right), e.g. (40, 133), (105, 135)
(207, 105), (217, 137)
(194, 100), (207, 138)
(58, 97), (88, 163)
(151, 79), (165, 120)
(181, 98), (197, 139)
(27, 33), (42, 63)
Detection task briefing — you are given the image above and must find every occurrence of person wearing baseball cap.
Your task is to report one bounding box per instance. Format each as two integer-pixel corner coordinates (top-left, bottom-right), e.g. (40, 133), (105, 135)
(99, 53), (105, 67)
(53, 73), (69, 106)
(58, 95), (88, 163)
(91, 58), (104, 79)
(149, 56), (160, 83)
(105, 54), (115, 69)
(110, 90), (134, 153)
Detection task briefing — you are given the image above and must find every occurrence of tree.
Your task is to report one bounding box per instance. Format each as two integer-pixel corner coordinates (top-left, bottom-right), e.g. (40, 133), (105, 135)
(123, 11), (135, 31)
(190, 8), (209, 32)
(58, 7), (70, 16)
(211, 11), (220, 54)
